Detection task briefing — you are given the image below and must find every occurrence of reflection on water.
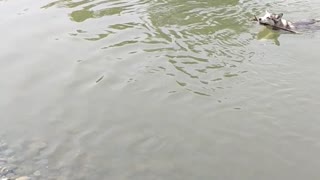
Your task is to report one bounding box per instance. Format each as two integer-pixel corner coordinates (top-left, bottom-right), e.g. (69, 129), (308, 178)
(257, 27), (281, 46)
(42, 0), (264, 96)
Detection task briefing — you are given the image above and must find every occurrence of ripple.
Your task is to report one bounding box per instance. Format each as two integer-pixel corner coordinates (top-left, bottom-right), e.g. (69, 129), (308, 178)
(2, 0), (320, 180)
(41, 0), (300, 96)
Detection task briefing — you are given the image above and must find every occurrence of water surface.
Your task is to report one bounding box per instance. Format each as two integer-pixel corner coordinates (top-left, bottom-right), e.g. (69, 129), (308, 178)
(1, 0), (320, 179)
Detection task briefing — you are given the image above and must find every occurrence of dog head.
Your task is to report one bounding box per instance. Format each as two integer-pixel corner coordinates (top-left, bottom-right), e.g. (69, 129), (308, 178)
(258, 10), (283, 26)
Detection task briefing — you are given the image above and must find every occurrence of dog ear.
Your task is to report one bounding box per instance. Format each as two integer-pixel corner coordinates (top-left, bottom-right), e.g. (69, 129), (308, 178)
(276, 13), (283, 19)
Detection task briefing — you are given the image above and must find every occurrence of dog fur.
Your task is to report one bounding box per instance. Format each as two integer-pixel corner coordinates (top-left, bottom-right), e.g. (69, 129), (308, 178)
(258, 10), (294, 29)
(258, 10), (320, 30)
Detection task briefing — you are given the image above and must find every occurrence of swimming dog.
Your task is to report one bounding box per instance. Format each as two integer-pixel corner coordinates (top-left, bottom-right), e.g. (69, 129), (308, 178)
(258, 10), (320, 30)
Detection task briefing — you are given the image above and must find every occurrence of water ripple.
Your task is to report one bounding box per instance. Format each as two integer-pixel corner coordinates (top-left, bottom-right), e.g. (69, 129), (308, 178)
(41, 0), (289, 96)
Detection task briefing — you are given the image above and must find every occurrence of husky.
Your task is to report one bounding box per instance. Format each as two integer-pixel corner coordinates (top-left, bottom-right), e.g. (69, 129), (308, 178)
(258, 10), (320, 30)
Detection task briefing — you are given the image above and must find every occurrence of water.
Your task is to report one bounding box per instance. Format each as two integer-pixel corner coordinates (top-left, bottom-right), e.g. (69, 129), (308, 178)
(1, 0), (320, 179)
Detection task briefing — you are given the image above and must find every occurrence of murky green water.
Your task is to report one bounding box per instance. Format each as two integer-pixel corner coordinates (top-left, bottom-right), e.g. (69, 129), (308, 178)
(1, 0), (320, 179)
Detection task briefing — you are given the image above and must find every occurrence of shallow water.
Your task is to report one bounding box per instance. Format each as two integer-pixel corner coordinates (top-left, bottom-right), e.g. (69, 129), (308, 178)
(1, 0), (320, 179)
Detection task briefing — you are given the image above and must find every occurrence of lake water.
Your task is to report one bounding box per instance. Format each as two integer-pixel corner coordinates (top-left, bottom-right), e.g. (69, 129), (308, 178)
(1, 0), (320, 179)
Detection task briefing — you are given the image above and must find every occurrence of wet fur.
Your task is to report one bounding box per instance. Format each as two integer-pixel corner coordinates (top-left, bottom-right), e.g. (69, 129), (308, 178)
(258, 10), (294, 29)
(258, 10), (320, 30)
